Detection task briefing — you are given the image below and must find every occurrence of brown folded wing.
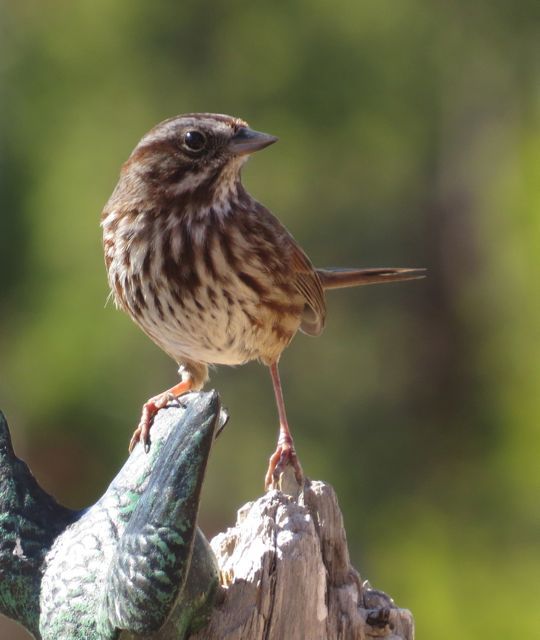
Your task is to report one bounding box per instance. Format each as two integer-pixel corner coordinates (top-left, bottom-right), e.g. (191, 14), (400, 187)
(289, 243), (326, 337)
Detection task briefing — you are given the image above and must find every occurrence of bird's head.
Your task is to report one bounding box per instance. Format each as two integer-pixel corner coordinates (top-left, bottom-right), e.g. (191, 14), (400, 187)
(116, 113), (278, 205)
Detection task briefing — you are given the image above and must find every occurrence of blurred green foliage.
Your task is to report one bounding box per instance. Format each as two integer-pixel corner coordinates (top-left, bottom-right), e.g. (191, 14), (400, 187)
(1, 1), (539, 638)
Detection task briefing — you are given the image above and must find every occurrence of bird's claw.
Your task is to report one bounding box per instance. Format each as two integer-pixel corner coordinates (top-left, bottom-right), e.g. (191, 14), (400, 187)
(265, 441), (304, 490)
(128, 392), (177, 454)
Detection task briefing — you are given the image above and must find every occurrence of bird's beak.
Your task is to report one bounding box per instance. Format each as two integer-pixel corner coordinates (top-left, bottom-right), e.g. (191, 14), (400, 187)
(229, 127), (278, 155)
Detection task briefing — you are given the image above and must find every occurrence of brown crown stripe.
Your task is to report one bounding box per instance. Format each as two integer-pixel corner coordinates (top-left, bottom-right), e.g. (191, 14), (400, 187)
(156, 113), (248, 128)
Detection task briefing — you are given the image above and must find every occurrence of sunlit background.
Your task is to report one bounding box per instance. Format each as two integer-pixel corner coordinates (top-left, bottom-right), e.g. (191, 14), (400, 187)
(1, 1), (539, 638)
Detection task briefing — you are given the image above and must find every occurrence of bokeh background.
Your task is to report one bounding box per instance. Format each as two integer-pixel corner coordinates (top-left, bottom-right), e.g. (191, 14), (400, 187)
(1, 1), (539, 638)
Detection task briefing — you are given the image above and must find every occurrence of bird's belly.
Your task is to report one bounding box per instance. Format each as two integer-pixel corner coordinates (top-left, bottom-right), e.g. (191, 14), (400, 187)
(135, 286), (302, 367)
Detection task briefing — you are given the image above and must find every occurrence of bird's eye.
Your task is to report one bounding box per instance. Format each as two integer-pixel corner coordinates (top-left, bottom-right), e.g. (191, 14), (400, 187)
(183, 130), (207, 152)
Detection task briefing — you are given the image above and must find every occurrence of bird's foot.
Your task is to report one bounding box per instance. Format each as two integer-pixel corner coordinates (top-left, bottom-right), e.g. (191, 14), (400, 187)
(129, 379), (194, 453)
(265, 438), (304, 490)
(129, 391), (176, 453)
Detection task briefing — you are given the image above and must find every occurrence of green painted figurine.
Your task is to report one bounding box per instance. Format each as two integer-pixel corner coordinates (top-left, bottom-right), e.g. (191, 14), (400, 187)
(0, 392), (225, 639)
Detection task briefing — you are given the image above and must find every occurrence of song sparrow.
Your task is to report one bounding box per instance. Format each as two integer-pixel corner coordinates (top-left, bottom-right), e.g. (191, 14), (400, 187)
(101, 113), (422, 487)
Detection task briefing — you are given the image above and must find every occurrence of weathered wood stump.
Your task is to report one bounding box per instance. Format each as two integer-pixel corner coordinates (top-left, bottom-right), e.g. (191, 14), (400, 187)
(192, 475), (414, 640)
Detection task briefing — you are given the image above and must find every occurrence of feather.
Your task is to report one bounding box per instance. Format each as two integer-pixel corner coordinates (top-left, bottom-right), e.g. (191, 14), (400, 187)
(288, 243), (327, 337)
(317, 267), (426, 290)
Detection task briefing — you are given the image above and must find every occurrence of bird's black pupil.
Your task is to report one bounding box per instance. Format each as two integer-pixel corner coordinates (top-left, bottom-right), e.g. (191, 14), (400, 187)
(184, 130), (206, 151)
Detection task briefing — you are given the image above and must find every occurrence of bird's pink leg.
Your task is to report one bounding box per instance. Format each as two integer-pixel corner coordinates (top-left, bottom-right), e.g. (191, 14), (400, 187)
(265, 361), (304, 489)
(129, 378), (193, 453)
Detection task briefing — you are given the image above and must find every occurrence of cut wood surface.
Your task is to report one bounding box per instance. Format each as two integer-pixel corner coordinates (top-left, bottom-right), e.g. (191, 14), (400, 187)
(191, 475), (414, 640)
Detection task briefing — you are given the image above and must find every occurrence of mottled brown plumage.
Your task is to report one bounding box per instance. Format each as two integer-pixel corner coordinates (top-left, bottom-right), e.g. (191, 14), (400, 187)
(101, 113), (423, 487)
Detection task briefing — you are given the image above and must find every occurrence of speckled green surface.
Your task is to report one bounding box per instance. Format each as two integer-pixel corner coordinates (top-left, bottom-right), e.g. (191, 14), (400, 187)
(0, 392), (223, 639)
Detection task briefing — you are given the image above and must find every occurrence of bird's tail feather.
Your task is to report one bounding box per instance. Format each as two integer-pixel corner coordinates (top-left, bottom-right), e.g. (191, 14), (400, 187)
(317, 267), (426, 290)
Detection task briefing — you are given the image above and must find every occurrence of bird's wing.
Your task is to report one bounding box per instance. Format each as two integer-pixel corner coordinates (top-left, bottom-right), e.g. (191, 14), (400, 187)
(252, 203), (326, 336)
(289, 243), (327, 337)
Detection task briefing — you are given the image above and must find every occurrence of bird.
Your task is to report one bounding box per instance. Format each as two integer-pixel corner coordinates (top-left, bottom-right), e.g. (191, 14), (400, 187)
(101, 113), (423, 488)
